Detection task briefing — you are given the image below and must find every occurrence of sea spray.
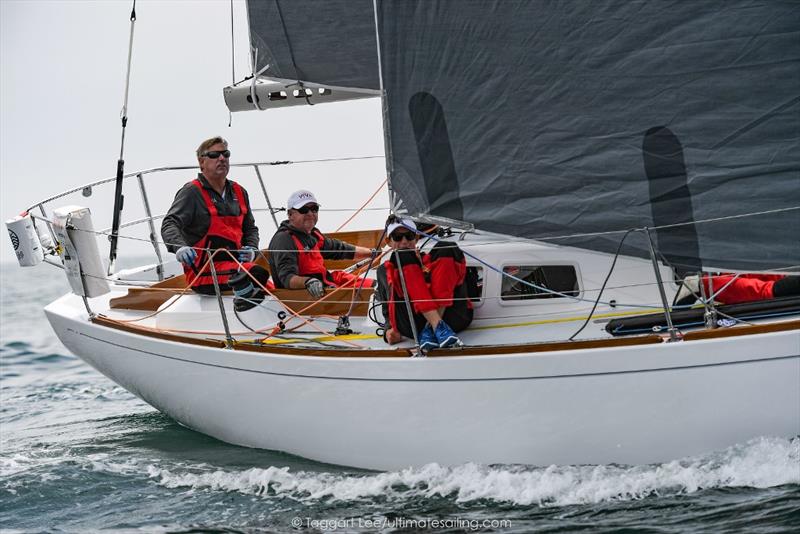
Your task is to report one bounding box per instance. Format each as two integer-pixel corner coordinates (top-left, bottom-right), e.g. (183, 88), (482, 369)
(142, 436), (799, 507)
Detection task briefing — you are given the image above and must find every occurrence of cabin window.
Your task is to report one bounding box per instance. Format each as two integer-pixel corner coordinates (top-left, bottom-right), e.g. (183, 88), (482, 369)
(501, 265), (579, 301)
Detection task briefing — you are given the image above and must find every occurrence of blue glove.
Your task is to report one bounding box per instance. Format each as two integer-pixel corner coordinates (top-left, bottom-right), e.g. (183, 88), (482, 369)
(238, 245), (257, 263)
(176, 246), (196, 266)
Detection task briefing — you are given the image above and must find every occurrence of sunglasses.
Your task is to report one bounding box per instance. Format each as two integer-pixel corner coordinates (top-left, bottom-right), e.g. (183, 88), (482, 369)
(295, 204), (320, 214)
(201, 150), (231, 159)
(390, 231), (417, 242)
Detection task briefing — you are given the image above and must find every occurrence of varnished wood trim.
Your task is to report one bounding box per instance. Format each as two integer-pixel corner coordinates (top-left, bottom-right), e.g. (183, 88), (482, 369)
(233, 341), (409, 357)
(92, 314), (668, 357)
(681, 319), (800, 341)
(271, 287), (373, 316)
(92, 312), (799, 359)
(327, 229), (385, 249)
(92, 315), (226, 348)
(109, 288), (184, 311)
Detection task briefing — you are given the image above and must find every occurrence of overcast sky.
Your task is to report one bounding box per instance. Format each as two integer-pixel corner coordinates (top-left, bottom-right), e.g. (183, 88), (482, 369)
(0, 0), (387, 265)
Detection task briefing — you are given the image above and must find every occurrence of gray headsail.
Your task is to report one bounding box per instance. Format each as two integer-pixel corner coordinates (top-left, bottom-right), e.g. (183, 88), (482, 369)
(246, 0), (379, 90)
(376, 0), (800, 272)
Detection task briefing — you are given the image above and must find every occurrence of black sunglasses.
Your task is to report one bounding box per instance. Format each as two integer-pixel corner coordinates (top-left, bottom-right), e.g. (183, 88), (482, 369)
(202, 150), (231, 159)
(390, 231), (417, 242)
(295, 204), (320, 214)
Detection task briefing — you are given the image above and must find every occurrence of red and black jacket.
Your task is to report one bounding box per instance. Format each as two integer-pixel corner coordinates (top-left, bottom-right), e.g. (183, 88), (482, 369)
(182, 179), (255, 292)
(377, 241), (473, 339)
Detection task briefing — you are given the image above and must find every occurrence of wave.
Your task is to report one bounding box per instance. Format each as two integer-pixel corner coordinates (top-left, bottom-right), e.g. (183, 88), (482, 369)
(141, 436), (799, 507)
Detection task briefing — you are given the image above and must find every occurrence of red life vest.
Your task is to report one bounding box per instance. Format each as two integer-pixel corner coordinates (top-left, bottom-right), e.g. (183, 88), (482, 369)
(287, 229), (369, 288)
(382, 249), (471, 334)
(183, 179), (254, 291)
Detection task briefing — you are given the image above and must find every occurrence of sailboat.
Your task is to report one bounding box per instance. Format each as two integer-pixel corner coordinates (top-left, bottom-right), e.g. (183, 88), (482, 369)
(6, 0), (799, 471)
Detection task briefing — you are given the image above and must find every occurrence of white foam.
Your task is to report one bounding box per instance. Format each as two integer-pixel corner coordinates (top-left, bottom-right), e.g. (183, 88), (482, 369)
(144, 436), (800, 507)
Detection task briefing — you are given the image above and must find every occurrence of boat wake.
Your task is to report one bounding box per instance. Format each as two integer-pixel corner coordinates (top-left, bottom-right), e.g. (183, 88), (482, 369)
(141, 436), (799, 507)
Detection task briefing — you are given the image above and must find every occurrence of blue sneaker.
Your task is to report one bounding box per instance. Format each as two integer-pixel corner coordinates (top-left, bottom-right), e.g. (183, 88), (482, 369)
(418, 324), (439, 352)
(435, 320), (462, 348)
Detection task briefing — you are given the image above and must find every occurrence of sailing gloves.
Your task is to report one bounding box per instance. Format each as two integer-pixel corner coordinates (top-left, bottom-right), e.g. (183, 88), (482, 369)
(177, 246), (256, 266)
(238, 246), (257, 263)
(305, 277), (325, 299)
(176, 246), (196, 266)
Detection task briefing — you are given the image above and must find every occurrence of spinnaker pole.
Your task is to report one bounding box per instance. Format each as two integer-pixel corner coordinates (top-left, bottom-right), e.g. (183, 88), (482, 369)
(108, 1), (137, 275)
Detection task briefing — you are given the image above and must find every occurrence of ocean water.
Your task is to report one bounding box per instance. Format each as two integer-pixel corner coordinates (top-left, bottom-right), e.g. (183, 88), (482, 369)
(1, 264), (798, 533)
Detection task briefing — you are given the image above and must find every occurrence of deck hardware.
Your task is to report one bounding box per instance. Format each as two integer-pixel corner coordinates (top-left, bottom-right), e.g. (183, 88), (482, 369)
(334, 315), (353, 336)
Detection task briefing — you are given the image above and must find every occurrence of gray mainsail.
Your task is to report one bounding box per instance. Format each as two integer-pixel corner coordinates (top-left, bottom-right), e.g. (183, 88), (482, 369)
(246, 0), (378, 90)
(376, 0), (799, 272)
(243, 0), (799, 272)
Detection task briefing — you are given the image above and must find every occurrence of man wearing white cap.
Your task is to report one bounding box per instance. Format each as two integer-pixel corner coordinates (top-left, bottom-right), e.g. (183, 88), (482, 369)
(267, 190), (374, 298)
(375, 216), (473, 351)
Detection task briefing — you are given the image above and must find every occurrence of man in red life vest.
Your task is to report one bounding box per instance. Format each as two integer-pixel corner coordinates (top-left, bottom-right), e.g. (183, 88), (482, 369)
(267, 190), (374, 298)
(161, 136), (269, 308)
(375, 218), (473, 351)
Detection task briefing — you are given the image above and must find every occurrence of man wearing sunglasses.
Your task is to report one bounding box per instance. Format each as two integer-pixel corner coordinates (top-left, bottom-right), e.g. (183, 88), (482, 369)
(268, 189), (374, 298)
(375, 217), (473, 351)
(161, 136), (269, 305)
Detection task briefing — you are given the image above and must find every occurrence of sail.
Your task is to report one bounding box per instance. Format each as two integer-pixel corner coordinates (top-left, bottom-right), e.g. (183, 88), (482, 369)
(376, 0), (800, 272)
(246, 0), (379, 90)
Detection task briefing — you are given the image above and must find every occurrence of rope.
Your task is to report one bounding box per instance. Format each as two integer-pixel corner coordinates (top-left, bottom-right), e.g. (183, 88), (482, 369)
(568, 229), (635, 340)
(334, 178), (388, 232)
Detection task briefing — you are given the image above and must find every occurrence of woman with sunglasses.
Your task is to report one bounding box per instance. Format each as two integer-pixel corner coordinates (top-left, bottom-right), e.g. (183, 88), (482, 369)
(376, 218), (473, 351)
(267, 189), (375, 298)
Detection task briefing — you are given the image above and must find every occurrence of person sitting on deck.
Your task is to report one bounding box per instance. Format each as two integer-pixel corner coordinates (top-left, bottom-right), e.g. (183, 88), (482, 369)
(267, 189), (374, 299)
(375, 217), (473, 351)
(676, 273), (800, 306)
(161, 136), (270, 310)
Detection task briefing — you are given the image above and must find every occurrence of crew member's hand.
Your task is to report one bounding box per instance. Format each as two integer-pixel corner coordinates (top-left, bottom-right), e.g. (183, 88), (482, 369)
(238, 245), (257, 263)
(385, 327), (403, 344)
(176, 246), (196, 266)
(304, 278), (325, 299)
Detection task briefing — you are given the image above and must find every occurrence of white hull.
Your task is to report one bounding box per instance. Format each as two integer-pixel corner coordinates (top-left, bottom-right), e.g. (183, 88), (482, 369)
(46, 293), (800, 470)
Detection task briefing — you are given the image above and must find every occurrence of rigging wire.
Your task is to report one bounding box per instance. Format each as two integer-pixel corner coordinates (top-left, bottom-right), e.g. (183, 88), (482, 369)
(229, 0), (236, 86)
(228, 0), (235, 127)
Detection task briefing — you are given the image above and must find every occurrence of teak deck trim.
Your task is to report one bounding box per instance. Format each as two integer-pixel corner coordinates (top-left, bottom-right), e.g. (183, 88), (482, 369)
(91, 315), (798, 358)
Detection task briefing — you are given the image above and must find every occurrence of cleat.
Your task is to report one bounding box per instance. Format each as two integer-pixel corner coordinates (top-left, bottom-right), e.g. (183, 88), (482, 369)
(418, 324), (439, 352)
(435, 321), (462, 348)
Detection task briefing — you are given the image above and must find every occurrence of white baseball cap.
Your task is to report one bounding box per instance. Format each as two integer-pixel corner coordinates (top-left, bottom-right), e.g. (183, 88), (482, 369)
(386, 218), (417, 236)
(287, 190), (320, 210)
